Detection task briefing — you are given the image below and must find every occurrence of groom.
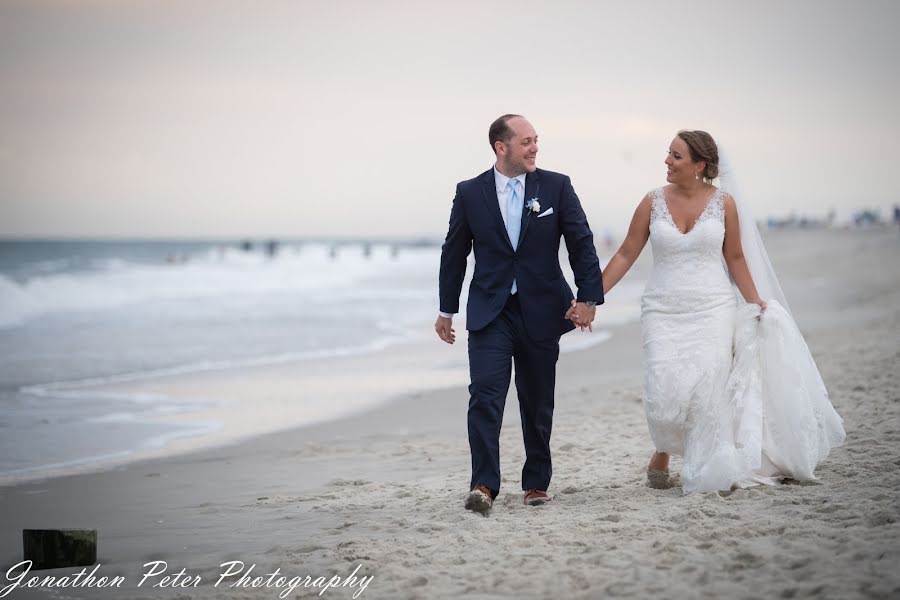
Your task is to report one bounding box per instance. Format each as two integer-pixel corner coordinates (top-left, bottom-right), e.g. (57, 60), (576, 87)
(436, 114), (603, 513)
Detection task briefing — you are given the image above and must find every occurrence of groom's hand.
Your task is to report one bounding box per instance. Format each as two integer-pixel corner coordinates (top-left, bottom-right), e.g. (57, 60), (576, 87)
(435, 315), (456, 344)
(565, 299), (596, 331)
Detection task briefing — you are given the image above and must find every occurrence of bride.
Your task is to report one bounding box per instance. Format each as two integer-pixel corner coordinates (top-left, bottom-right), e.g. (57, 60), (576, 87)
(574, 130), (845, 493)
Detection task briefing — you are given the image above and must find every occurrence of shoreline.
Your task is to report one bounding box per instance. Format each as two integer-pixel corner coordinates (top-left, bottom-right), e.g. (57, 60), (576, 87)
(0, 310), (643, 486)
(0, 335), (465, 487)
(0, 318), (624, 487)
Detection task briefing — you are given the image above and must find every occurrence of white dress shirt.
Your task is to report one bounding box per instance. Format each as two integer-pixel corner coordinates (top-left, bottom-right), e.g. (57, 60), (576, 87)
(439, 167), (526, 319)
(493, 167), (527, 235)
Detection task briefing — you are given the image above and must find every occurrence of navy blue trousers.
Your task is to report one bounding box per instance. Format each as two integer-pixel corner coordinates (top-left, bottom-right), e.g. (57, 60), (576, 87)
(467, 294), (560, 498)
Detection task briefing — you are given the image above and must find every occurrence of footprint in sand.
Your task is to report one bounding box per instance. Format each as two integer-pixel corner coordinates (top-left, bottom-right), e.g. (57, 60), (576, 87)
(599, 514), (621, 522)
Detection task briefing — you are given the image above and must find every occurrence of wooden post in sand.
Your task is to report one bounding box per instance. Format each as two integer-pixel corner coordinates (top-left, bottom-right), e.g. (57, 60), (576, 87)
(23, 529), (97, 570)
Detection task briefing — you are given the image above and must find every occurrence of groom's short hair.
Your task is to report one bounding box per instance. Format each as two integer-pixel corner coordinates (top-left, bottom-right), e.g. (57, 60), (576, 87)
(489, 114), (523, 154)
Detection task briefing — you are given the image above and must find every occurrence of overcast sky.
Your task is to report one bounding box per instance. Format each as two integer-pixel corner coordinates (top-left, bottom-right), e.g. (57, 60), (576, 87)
(1, 0), (897, 238)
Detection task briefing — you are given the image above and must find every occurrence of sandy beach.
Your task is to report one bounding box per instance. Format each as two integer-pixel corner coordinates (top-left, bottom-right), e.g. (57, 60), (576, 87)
(1, 228), (898, 599)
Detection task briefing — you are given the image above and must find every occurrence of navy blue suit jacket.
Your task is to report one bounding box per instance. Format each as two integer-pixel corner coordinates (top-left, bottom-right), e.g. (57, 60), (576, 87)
(439, 167), (604, 341)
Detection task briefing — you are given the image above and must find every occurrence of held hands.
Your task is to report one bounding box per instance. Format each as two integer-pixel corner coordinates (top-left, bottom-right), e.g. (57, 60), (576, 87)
(435, 315), (456, 344)
(565, 299), (597, 332)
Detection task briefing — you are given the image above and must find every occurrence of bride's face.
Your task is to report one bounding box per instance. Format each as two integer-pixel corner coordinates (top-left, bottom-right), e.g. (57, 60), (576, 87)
(665, 136), (702, 184)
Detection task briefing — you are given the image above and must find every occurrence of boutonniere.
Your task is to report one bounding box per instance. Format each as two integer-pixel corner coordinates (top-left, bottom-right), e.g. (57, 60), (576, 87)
(526, 198), (541, 213)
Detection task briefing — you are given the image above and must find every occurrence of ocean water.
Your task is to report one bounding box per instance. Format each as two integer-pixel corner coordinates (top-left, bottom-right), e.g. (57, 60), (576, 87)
(0, 239), (642, 480)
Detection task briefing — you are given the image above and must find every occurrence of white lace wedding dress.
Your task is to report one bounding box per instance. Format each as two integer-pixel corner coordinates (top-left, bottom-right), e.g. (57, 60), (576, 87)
(641, 187), (845, 494)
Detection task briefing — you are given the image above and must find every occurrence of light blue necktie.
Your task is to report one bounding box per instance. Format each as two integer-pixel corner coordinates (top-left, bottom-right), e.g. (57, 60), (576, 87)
(505, 178), (522, 294)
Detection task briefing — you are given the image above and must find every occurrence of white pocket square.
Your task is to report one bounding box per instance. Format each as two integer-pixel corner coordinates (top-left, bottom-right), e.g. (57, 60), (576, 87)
(537, 207), (554, 218)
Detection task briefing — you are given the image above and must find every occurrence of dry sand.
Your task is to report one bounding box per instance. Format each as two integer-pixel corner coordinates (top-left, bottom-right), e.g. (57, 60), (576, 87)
(1, 229), (898, 599)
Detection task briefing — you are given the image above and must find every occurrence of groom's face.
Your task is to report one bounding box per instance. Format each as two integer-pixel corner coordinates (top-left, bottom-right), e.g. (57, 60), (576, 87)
(499, 117), (538, 175)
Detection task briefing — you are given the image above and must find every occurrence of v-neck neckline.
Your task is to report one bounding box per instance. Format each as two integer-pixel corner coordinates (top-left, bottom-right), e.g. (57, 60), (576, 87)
(661, 187), (720, 235)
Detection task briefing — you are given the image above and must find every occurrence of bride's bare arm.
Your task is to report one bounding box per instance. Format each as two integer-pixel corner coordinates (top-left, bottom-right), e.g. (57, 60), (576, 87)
(723, 194), (765, 307)
(601, 195), (651, 295)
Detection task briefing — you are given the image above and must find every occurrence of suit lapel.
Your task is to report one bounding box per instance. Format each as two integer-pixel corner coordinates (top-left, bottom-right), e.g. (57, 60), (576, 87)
(481, 168), (514, 250)
(518, 170), (541, 247)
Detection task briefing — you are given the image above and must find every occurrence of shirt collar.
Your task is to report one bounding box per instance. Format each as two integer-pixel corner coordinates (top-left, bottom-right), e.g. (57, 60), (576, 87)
(494, 166), (526, 192)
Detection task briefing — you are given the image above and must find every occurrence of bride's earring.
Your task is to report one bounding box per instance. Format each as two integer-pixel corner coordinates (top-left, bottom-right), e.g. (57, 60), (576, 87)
(695, 172), (700, 180)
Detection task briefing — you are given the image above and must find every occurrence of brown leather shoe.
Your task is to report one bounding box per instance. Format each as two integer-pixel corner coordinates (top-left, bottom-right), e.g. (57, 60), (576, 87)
(523, 489), (552, 506)
(464, 484), (494, 514)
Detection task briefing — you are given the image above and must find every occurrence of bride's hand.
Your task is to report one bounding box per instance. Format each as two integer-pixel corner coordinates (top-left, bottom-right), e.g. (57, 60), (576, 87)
(752, 298), (767, 320)
(564, 298), (577, 321)
(565, 299), (594, 331)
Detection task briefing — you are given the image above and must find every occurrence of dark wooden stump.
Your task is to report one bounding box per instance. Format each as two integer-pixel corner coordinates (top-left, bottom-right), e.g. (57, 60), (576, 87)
(22, 529), (97, 570)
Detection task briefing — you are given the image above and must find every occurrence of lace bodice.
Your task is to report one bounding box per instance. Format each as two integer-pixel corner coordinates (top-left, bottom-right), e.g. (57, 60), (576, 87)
(643, 187), (731, 309)
(649, 187), (725, 233)
(649, 188), (725, 236)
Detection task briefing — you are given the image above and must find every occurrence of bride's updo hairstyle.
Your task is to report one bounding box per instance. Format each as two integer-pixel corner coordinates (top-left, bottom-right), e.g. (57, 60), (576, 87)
(677, 130), (719, 182)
